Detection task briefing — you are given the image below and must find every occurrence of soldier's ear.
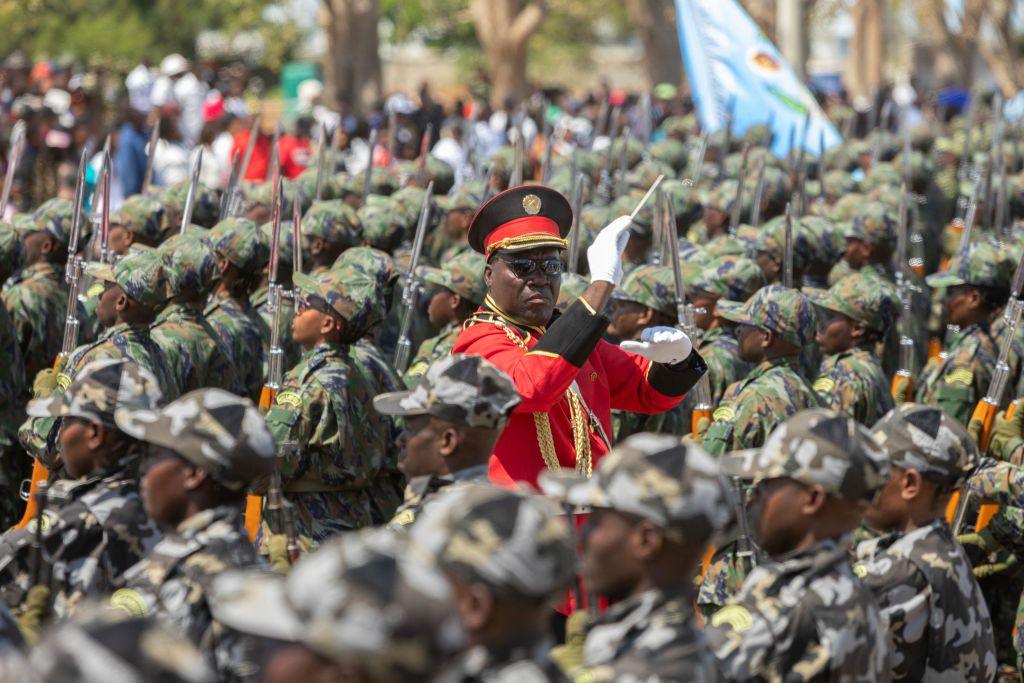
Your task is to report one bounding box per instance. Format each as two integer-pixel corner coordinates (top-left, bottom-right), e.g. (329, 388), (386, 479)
(760, 328), (774, 349)
(899, 468), (923, 501)
(633, 520), (665, 560)
(438, 423), (459, 457)
(484, 262), (493, 287)
(800, 484), (827, 516)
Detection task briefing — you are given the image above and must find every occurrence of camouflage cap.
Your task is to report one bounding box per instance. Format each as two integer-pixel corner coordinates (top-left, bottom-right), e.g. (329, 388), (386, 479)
(158, 232), (220, 296)
(615, 264), (676, 318)
(829, 193), (867, 222)
(84, 249), (168, 308)
(111, 195), (166, 246)
(374, 354), (520, 429)
(27, 358), (163, 425)
(716, 284), (818, 348)
(421, 250), (486, 305)
(625, 159), (674, 192)
(755, 216), (812, 272)
(160, 179), (219, 229)
(210, 217), (268, 273)
(357, 203), (402, 251)
(294, 269), (377, 334)
(926, 240), (1012, 290)
(259, 220), (295, 271)
(436, 185), (481, 214)
(0, 221), (22, 276)
(611, 191), (654, 237)
(690, 255), (767, 302)
(208, 529), (464, 683)
(661, 114), (697, 138)
(30, 607), (215, 683)
(844, 201), (896, 249)
(21, 198), (74, 245)
(821, 170), (856, 198)
(870, 403), (979, 487)
(705, 180), (740, 213)
(433, 484), (575, 600)
(540, 433), (734, 545)
(303, 199), (363, 248)
(113, 388), (276, 491)
(803, 271), (898, 333)
(722, 409), (890, 504)
(556, 272), (588, 312)
(649, 138), (688, 172)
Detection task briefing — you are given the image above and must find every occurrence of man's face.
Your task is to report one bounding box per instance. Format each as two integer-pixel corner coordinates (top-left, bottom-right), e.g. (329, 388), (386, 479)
(748, 477), (809, 557)
(581, 507), (645, 602)
(945, 284), (978, 327)
(863, 468), (906, 531)
(398, 414), (446, 478)
(96, 283), (123, 328)
(140, 446), (192, 528)
(484, 247), (561, 327)
(107, 225), (133, 256)
(58, 417), (98, 479)
(427, 288), (457, 329)
(291, 299), (331, 349)
(703, 207), (727, 232)
(755, 251), (780, 283)
(736, 324), (767, 364)
(608, 299), (647, 341)
(21, 230), (51, 265)
(815, 308), (856, 356)
(691, 291), (717, 330)
(844, 238), (869, 270)
(444, 209), (471, 239)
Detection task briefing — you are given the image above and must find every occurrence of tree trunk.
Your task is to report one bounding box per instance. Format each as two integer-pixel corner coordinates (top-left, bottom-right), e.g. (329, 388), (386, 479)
(469, 0), (547, 108)
(775, 0), (806, 80)
(625, 0), (683, 89)
(844, 0), (885, 108)
(322, 0), (382, 117)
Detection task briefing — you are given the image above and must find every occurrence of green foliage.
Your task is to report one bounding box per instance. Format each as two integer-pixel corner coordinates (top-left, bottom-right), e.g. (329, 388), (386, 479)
(0, 0), (284, 66)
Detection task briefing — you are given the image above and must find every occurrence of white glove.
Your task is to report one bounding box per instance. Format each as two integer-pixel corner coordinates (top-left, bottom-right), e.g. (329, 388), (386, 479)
(620, 326), (693, 365)
(587, 215), (632, 285)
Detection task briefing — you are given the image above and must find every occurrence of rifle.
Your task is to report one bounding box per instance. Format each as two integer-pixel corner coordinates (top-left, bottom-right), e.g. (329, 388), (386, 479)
(416, 124), (433, 187)
(219, 155), (242, 221)
(179, 148), (203, 235)
(729, 143), (751, 235)
(567, 172), (584, 274)
(392, 181), (434, 372)
(269, 123), (282, 189)
(362, 128), (378, 207)
(29, 481), (49, 587)
(266, 471), (300, 563)
(313, 121), (328, 201)
(664, 190), (712, 436)
(729, 471), (758, 574)
(292, 190), (304, 282)
(891, 184), (917, 399)
(596, 105), (622, 201)
(750, 158), (767, 227)
(141, 119), (160, 194)
(0, 120), (26, 215)
(98, 148), (112, 265)
(616, 126), (631, 197)
(782, 201), (794, 288)
(650, 184), (664, 266)
(689, 132), (709, 187)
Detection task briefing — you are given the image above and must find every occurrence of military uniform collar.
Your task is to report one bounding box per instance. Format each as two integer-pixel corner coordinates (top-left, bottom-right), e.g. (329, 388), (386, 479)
(750, 355), (800, 376)
(174, 504), (240, 539)
(450, 463), (488, 482)
(464, 295), (555, 338)
(772, 534), (851, 573)
(101, 321), (147, 340)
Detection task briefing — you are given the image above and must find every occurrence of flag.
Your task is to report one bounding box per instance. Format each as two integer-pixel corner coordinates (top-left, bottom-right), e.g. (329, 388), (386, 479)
(675, 0), (841, 158)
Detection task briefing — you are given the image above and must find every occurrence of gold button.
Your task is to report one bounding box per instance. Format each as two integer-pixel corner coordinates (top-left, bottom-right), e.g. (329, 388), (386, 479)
(590, 372), (598, 382)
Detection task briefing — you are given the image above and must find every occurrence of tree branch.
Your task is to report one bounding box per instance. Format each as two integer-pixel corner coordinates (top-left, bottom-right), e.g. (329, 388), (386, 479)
(508, 0), (547, 46)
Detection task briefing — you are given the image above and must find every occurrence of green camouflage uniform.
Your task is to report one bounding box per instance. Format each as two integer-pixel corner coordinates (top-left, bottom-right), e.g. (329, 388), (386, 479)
(540, 434), (733, 682)
(708, 410), (892, 681)
(151, 234), (243, 397)
(0, 225), (25, 527)
(703, 286), (824, 456)
(262, 270), (391, 549)
(3, 260), (66, 385)
(112, 388), (275, 681)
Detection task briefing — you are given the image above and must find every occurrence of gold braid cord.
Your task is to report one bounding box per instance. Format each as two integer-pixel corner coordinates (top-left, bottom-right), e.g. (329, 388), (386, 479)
(476, 316), (592, 477)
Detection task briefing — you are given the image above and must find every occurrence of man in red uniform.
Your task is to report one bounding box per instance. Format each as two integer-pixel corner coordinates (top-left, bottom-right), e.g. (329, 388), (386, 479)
(452, 185), (707, 489)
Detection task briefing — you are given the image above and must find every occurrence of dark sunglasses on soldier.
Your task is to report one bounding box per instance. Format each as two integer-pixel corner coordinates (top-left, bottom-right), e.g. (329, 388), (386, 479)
(498, 256), (564, 279)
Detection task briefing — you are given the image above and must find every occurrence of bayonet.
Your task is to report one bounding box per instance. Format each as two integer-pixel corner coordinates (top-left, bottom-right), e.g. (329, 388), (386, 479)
(750, 158), (767, 227)
(99, 148), (112, 265)
(141, 119), (160, 194)
(416, 123), (433, 187)
(362, 128), (378, 206)
(393, 181), (434, 371)
(313, 122), (328, 201)
(239, 115), (261, 182)
(0, 120), (25, 214)
(179, 148), (203, 235)
(729, 143), (751, 235)
(510, 124), (524, 187)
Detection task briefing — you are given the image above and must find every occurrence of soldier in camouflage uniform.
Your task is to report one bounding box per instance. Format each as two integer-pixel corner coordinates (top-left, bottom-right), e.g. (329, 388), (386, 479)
(425, 187), (478, 266)
(302, 199), (363, 276)
(804, 272), (897, 425)
(208, 528), (465, 683)
(151, 233), (243, 397)
(106, 195), (166, 256)
(539, 433), (733, 682)
(374, 353), (518, 529)
(0, 360), (162, 622)
(0, 223), (26, 528)
(856, 403), (998, 681)
(917, 241), (1014, 424)
(707, 409), (892, 681)
(20, 250), (176, 467)
(403, 250), (486, 387)
(261, 269), (392, 548)
(111, 388), (275, 681)
(688, 255), (765, 407)
(701, 285), (823, 456)
(206, 218), (269, 401)
(4, 199), (73, 385)
(414, 484), (574, 681)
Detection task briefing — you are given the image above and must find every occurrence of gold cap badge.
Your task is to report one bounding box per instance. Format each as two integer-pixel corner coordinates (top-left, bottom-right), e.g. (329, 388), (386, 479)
(522, 194), (542, 215)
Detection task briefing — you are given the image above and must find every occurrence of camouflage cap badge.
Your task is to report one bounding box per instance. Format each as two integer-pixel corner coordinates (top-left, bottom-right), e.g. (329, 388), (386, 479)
(84, 249), (168, 308)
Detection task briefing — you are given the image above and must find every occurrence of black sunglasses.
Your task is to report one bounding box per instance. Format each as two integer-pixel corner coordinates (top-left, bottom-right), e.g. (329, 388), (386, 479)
(498, 256), (564, 279)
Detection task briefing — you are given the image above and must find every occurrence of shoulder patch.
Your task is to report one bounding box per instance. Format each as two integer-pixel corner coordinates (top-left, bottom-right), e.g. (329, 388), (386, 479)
(390, 509), (416, 527)
(55, 373), (72, 392)
(710, 604), (753, 632)
(812, 376), (836, 393)
(853, 563), (868, 578)
(945, 368), (974, 387)
(275, 391), (302, 408)
(712, 406), (736, 422)
(110, 588), (149, 617)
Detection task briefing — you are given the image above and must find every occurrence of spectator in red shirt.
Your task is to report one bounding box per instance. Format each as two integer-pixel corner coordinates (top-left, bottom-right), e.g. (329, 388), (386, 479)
(278, 116), (313, 179)
(230, 116), (271, 181)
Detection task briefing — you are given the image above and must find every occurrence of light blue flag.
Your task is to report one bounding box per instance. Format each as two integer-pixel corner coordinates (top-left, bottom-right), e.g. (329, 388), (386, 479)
(675, 0), (842, 158)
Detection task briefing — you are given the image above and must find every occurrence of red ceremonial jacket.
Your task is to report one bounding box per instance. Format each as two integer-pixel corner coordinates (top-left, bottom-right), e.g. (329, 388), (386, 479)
(452, 297), (707, 488)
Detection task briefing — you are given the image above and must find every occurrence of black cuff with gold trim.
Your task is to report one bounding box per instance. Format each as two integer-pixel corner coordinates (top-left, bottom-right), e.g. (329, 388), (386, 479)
(648, 350), (708, 397)
(532, 298), (608, 367)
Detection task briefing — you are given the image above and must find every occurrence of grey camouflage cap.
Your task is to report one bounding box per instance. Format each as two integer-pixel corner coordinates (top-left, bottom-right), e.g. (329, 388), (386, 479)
(208, 529), (464, 683)
(29, 607), (214, 683)
(722, 408), (890, 504)
(373, 354), (520, 429)
(433, 484), (575, 600)
(27, 358), (163, 425)
(113, 388), (275, 491)
(870, 403), (979, 487)
(540, 433), (734, 545)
